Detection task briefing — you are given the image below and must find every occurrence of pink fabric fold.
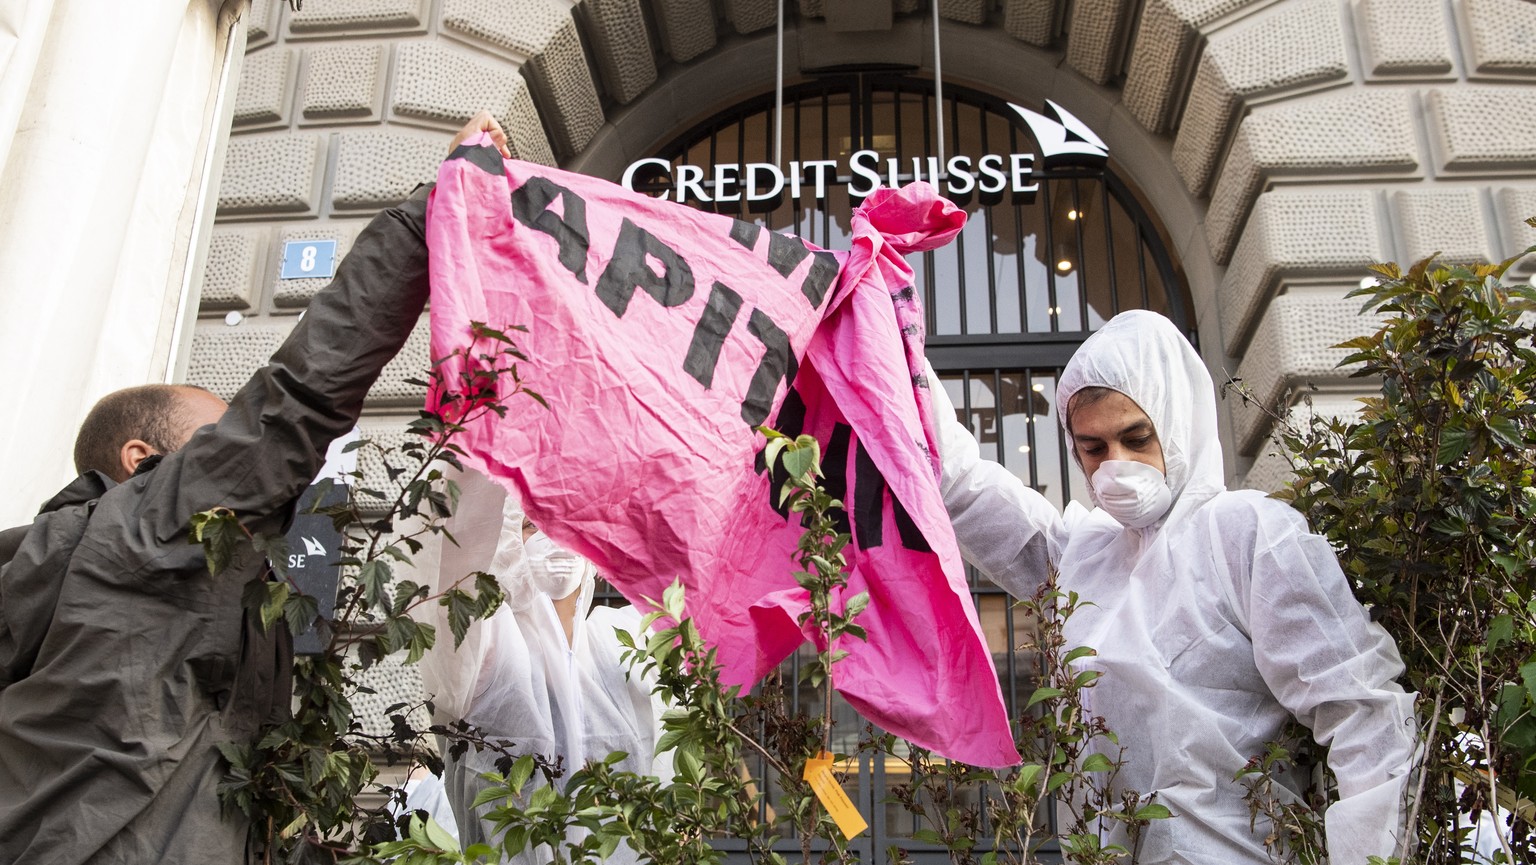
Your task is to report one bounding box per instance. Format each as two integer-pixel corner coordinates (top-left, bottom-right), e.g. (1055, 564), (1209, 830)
(425, 135), (1019, 767)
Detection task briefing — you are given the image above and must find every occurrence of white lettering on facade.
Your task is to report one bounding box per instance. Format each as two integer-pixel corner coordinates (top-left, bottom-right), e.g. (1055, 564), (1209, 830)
(620, 102), (1104, 203)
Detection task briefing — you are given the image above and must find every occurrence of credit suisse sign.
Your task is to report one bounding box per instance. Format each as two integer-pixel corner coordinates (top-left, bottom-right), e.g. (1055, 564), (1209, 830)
(622, 100), (1109, 204)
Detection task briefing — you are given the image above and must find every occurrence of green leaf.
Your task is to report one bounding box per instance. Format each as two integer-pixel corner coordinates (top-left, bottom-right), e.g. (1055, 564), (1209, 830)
(260, 582), (289, 632)
(189, 508), (244, 577)
(284, 588), (321, 638)
(508, 753), (538, 791)
(1437, 424), (1473, 465)
(1488, 614), (1514, 653)
(1080, 753), (1114, 773)
(661, 579), (687, 622)
(1133, 803), (1172, 820)
(781, 439), (819, 480)
(359, 559), (393, 608)
(251, 533), (290, 581)
(1063, 646), (1097, 664)
(437, 588), (468, 648)
(422, 815), (460, 852)
(842, 591), (870, 619)
(1014, 763), (1044, 796)
(1025, 686), (1064, 709)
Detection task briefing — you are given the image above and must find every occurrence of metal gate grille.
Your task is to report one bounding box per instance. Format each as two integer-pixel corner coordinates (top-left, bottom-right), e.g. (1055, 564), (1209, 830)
(616, 72), (1193, 862)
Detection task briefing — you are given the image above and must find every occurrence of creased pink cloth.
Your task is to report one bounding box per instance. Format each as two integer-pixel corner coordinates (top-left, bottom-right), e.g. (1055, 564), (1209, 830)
(425, 135), (1019, 767)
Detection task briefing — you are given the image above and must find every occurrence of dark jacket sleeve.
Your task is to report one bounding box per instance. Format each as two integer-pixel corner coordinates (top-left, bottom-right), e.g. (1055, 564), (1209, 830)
(139, 185), (433, 544)
(0, 526), (26, 572)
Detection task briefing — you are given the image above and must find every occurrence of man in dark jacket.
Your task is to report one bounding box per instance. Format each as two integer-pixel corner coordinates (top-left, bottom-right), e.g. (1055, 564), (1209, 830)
(0, 112), (510, 864)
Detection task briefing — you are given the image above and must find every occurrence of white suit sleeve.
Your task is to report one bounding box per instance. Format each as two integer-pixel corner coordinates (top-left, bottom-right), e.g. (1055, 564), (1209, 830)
(414, 466), (517, 723)
(1237, 503), (1417, 864)
(926, 361), (1063, 598)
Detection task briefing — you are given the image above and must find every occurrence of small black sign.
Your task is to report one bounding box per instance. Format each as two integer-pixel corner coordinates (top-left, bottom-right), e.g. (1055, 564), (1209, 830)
(284, 482), (348, 655)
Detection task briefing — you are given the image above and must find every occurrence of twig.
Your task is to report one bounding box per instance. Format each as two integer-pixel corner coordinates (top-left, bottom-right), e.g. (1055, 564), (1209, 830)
(1398, 686), (1442, 862)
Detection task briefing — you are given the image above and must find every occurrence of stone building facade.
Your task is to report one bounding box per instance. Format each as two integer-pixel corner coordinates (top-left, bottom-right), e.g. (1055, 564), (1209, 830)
(196, 0), (1536, 495)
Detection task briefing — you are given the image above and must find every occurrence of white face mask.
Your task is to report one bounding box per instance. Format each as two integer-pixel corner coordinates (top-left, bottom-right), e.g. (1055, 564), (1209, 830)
(1091, 460), (1173, 529)
(523, 530), (588, 599)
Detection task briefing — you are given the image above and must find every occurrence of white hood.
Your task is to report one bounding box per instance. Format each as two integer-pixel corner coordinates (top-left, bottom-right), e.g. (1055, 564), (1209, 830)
(1056, 310), (1225, 526)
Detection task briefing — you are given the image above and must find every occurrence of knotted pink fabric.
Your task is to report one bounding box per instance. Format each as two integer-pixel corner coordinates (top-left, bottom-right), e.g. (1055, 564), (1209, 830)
(426, 136), (1018, 767)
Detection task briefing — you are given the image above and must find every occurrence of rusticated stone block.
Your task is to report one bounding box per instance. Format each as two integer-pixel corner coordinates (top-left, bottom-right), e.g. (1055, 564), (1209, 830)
(186, 323), (289, 400)
(1494, 187), (1536, 263)
(799, 0), (824, 17)
(1003, 0), (1058, 46)
(1426, 87), (1536, 171)
(1221, 189), (1384, 352)
(521, 26), (604, 158)
(724, 0), (777, 33)
(1392, 188), (1493, 266)
(1065, 0), (1134, 84)
(1356, 0), (1454, 76)
(233, 46), (295, 128)
(200, 228), (268, 313)
(1233, 292), (1383, 454)
(653, 0), (718, 62)
(247, 0), (279, 47)
(350, 653), (430, 740)
(441, 0), (604, 159)
(896, 0), (919, 13)
(504, 79), (558, 168)
(1172, 0), (1348, 196)
(1123, 0), (1263, 134)
(287, 0), (429, 36)
(217, 133), (325, 217)
(1205, 90), (1418, 264)
(940, 0), (987, 25)
(271, 223), (362, 309)
(368, 316), (431, 407)
(392, 42), (522, 127)
(354, 416), (424, 512)
(1461, 0), (1536, 76)
(302, 43), (388, 122)
(389, 41), (554, 164)
(578, 0), (659, 105)
(1241, 392), (1366, 492)
(332, 131), (446, 212)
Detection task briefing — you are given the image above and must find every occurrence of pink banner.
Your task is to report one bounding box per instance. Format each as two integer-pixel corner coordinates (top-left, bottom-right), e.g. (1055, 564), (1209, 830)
(426, 136), (1018, 767)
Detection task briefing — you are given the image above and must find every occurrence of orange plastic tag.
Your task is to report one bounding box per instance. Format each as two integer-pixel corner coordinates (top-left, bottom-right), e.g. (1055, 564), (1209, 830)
(801, 751), (868, 840)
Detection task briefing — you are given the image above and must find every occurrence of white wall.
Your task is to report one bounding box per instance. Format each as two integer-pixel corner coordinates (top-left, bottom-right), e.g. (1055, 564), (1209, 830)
(0, 0), (246, 525)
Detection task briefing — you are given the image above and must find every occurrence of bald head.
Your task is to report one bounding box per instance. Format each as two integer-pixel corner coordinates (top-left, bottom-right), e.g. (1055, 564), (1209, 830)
(73, 385), (229, 482)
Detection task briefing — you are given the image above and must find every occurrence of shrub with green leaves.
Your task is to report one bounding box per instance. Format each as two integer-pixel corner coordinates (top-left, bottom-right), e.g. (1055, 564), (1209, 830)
(194, 322), (529, 863)
(1269, 233), (1536, 863)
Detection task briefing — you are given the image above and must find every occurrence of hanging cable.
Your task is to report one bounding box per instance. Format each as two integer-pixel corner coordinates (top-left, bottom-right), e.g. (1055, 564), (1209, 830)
(933, 0), (945, 168)
(774, 0), (786, 167)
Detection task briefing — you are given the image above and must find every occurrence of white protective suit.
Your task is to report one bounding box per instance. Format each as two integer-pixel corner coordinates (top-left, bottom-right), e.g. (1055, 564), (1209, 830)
(417, 469), (671, 862)
(931, 310), (1417, 864)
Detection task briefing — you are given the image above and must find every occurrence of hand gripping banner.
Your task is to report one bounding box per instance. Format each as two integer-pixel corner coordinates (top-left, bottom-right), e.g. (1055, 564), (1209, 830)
(426, 135), (1019, 768)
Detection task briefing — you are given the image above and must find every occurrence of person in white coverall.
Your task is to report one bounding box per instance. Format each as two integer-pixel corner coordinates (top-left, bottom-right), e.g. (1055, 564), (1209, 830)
(416, 469), (671, 862)
(930, 310), (1416, 864)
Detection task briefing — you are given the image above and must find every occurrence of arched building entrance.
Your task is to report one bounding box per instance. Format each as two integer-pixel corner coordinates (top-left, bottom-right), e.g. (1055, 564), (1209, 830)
(615, 73), (1193, 861)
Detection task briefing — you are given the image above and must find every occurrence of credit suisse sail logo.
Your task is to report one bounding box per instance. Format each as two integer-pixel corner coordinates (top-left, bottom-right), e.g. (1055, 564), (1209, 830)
(622, 100), (1109, 205)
